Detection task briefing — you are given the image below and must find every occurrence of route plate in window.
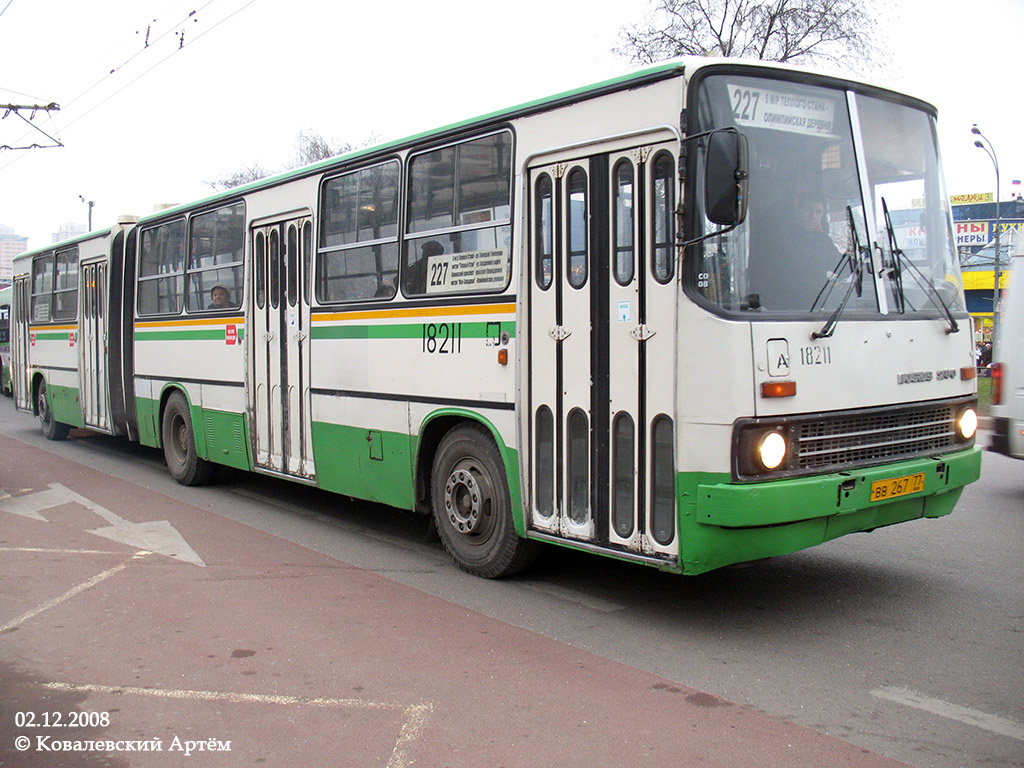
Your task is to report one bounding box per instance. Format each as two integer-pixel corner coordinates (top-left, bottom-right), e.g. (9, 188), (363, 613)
(869, 472), (925, 502)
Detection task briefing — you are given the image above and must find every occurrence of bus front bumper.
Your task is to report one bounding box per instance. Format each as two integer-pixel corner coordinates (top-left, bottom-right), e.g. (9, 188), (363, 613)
(679, 446), (982, 575)
(695, 446), (981, 528)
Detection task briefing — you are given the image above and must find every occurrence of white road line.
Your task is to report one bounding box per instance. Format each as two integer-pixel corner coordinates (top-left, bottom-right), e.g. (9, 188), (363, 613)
(44, 681), (402, 710)
(0, 553), (144, 634)
(872, 686), (1024, 742)
(390, 703), (434, 768)
(0, 546), (120, 555)
(43, 682), (433, 768)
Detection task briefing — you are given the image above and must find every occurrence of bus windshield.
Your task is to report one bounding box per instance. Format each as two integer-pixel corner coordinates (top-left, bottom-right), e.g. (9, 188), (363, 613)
(688, 73), (964, 320)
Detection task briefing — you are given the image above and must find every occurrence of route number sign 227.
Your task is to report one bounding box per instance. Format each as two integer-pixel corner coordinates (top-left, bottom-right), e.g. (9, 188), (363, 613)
(726, 82), (837, 138)
(731, 88), (761, 122)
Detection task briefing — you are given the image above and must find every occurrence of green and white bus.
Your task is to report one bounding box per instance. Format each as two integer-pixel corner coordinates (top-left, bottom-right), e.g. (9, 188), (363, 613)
(11, 58), (982, 577)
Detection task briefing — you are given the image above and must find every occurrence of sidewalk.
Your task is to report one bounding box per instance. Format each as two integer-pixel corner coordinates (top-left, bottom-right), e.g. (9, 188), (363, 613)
(0, 435), (911, 767)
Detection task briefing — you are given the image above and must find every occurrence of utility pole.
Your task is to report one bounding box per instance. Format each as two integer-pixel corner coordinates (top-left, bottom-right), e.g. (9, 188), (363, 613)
(1, 102), (62, 150)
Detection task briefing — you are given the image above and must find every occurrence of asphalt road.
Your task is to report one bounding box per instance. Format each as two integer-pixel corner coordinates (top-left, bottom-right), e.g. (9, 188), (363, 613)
(1, 396), (1021, 768)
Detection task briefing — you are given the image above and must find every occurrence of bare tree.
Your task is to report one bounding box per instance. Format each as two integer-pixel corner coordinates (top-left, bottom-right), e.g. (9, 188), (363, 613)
(206, 130), (381, 191)
(616, 0), (883, 72)
(291, 128), (336, 167)
(204, 162), (273, 191)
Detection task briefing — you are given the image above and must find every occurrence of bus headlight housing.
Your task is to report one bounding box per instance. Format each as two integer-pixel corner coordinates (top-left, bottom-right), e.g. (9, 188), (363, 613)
(757, 431), (788, 470)
(957, 407), (978, 441)
(734, 422), (795, 478)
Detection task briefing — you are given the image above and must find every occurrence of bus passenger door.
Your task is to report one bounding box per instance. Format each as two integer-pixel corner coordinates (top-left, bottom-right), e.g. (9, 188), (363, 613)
(604, 144), (678, 559)
(528, 140), (678, 560)
(527, 161), (595, 540)
(249, 217), (315, 480)
(10, 276), (31, 411)
(78, 260), (110, 432)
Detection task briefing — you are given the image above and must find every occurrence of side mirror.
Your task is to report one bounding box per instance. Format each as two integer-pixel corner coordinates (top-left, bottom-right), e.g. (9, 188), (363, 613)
(704, 129), (749, 226)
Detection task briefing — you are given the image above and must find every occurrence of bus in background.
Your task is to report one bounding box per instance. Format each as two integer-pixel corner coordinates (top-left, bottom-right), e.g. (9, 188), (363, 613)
(0, 285), (11, 396)
(11, 59), (982, 578)
(989, 235), (1023, 460)
(10, 219), (136, 438)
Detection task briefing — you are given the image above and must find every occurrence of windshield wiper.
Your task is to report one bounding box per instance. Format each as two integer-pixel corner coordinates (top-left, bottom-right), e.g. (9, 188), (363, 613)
(880, 197), (959, 334)
(811, 207), (865, 339)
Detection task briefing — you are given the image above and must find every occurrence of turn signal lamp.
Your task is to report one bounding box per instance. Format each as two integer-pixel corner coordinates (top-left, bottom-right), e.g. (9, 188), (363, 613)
(761, 381), (796, 398)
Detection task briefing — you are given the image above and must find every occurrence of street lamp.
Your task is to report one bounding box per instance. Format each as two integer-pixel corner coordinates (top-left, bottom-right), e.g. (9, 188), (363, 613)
(78, 195), (94, 231)
(971, 124), (1001, 347)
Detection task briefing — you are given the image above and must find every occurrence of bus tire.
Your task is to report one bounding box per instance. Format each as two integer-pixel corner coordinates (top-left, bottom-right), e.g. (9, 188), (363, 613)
(431, 424), (540, 578)
(161, 391), (214, 486)
(37, 380), (70, 441)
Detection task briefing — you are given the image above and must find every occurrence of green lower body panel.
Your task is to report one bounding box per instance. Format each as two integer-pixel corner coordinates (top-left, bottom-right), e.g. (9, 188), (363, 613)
(678, 446), (982, 575)
(135, 394), (251, 472)
(310, 421), (415, 509)
(48, 384), (84, 428)
(196, 408), (251, 471)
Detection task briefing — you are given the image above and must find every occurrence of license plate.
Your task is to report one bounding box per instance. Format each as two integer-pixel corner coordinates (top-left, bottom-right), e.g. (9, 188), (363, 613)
(869, 473), (925, 502)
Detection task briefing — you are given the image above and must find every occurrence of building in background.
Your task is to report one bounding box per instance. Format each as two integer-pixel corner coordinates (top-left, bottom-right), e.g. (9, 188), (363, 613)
(0, 226), (30, 287)
(53, 222), (87, 244)
(951, 195), (1024, 341)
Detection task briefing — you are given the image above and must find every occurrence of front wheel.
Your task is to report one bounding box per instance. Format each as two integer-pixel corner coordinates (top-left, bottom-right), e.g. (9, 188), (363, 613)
(37, 380), (69, 441)
(161, 391), (214, 486)
(431, 424), (540, 578)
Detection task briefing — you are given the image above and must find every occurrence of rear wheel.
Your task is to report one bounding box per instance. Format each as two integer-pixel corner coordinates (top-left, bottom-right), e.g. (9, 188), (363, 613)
(161, 391), (214, 486)
(37, 380), (69, 441)
(431, 424), (540, 578)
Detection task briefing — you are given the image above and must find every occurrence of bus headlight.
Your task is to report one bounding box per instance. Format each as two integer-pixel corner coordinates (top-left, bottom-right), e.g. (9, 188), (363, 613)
(757, 431), (788, 470)
(957, 407), (978, 441)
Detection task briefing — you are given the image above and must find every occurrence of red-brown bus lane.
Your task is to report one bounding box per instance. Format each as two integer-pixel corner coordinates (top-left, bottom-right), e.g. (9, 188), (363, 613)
(0, 434), (909, 768)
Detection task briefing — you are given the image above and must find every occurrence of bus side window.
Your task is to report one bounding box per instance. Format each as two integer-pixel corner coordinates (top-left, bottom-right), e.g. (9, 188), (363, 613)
(318, 159), (400, 303)
(138, 220), (186, 315)
(52, 249), (79, 320)
(30, 254), (54, 322)
(185, 202), (244, 312)
(403, 131), (513, 297)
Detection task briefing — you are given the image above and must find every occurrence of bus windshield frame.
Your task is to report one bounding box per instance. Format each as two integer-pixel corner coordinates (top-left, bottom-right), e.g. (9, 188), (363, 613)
(684, 67), (966, 323)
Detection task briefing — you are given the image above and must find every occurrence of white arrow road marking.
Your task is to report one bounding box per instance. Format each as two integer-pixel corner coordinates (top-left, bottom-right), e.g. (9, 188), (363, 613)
(0, 484), (74, 521)
(89, 519), (205, 567)
(0, 483), (205, 567)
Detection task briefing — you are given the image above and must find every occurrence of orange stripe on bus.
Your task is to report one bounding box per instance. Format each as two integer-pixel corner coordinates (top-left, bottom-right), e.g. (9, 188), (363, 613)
(314, 303), (516, 323)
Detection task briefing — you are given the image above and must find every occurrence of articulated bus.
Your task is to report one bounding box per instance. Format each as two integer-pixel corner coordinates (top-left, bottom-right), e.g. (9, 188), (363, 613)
(11, 58), (982, 577)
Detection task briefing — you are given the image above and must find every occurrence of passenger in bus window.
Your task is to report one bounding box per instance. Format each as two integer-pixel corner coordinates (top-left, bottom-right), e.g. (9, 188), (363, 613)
(404, 240), (444, 295)
(374, 273), (396, 298)
(208, 283), (232, 310)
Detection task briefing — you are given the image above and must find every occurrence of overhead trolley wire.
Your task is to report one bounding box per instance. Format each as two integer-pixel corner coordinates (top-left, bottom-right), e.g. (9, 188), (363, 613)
(0, 0), (257, 170)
